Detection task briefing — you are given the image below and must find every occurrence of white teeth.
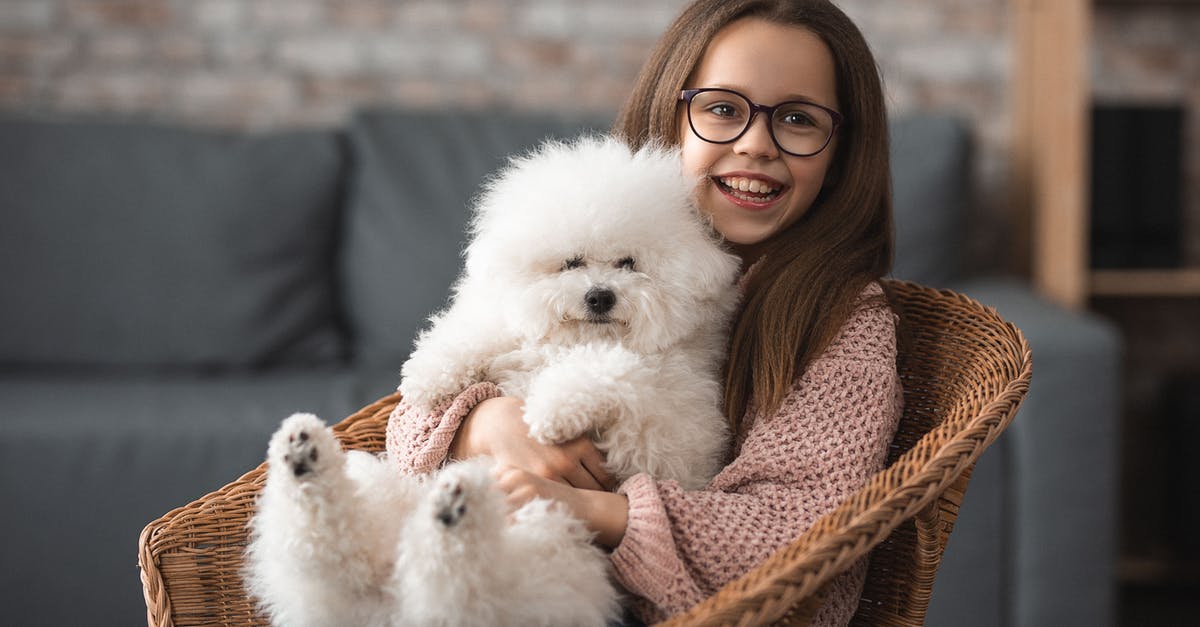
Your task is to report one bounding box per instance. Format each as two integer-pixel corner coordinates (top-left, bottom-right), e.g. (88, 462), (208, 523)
(720, 176), (779, 194)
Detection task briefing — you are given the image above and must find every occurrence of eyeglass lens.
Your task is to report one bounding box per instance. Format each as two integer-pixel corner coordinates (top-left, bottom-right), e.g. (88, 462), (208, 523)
(688, 89), (835, 156)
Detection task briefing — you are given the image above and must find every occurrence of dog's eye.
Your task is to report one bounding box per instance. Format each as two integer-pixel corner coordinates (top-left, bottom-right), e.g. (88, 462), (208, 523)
(616, 257), (636, 271)
(562, 256), (585, 271)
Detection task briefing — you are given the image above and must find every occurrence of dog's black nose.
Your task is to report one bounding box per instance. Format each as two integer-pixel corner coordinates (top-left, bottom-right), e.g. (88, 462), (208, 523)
(585, 287), (616, 315)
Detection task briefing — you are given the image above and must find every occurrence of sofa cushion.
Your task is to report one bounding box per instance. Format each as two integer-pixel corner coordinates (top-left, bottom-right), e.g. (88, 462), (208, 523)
(0, 366), (399, 625)
(889, 114), (971, 286)
(340, 109), (610, 366)
(0, 115), (347, 370)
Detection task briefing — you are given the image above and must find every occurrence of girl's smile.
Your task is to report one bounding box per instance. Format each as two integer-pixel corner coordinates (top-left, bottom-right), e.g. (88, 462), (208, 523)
(711, 171), (788, 210)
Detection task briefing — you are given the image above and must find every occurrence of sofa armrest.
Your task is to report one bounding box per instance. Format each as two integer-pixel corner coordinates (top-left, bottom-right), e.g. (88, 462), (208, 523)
(945, 277), (1121, 627)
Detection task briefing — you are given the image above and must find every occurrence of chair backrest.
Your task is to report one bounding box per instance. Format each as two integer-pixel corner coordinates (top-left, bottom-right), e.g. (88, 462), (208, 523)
(850, 280), (1031, 625)
(658, 280), (1031, 626)
(139, 280), (1031, 627)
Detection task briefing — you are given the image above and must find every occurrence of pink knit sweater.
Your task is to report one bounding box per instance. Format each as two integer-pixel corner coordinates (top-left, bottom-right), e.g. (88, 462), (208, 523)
(386, 283), (903, 625)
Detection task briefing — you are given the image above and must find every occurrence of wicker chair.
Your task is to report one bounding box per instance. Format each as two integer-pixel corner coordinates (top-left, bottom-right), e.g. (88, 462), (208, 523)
(139, 280), (1032, 626)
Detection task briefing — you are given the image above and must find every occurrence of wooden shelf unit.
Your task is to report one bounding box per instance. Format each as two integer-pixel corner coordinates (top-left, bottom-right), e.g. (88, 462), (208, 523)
(1014, 0), (1199, 305)
(1015, 1), (1200, 616)
(1091, 268), (1200, 297)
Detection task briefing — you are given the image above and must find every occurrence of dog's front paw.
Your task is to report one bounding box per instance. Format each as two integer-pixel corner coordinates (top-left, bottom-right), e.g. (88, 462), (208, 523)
(267, 413), (343, 482)
(397, 376), (452, 414)
(522, 396), (595, 444)
(399, 353), (482, 412)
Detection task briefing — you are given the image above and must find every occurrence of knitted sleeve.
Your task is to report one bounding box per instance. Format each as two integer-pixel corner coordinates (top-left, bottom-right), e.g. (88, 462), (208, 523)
(385, 381), (503, 474)
(609, 284), (903, 625)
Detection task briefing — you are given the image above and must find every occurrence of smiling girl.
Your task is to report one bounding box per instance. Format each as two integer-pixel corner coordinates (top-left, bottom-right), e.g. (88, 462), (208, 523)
(386, 1), (902, 624)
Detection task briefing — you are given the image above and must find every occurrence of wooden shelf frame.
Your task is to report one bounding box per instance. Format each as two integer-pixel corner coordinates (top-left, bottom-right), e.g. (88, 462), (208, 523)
(1118, 556), (1200, 586)
(1090, 268), (1200, 297)
(1012, 0), (1093, 310)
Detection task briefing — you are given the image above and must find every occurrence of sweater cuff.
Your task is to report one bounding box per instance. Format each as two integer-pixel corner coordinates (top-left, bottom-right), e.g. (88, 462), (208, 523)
(610, 473), (699, 615)
(395, 381), (502, 474)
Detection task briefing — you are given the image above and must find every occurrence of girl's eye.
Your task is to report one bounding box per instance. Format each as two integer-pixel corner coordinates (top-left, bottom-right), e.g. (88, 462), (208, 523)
(706, 103), (741, 119)
(616, 257), (636, 270)
(781, 112), (816, 127)
(562, 256), (585, 271)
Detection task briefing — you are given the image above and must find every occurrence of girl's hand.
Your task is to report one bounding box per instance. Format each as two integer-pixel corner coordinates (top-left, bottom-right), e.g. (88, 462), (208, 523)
(450, 396), (614, 491)
(492, 464), (629, 549)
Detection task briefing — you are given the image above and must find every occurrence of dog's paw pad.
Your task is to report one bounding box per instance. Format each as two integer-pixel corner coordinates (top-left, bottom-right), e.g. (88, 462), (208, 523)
(427, 461), (497, 529)
(431, 478), (469, 527)
(268, 414), (338, 481)
(285, 433), (320, 477)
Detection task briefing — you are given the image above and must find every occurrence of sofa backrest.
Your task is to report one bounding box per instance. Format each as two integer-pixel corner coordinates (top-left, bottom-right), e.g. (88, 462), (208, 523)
(889, 115), (971, 287)
(0, 115), (347, 371)
(0, 110), (969, 372)
(338, 110), (611, 366)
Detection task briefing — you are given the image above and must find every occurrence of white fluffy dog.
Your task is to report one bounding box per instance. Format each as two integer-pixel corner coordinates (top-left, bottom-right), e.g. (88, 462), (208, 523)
(400, 135), (741, 489)
(246, 414), (618, 627)
(245, 136), (741, 626)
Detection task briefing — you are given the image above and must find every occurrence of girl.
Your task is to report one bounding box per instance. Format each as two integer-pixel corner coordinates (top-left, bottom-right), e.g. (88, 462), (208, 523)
(386, 1), (902, 624)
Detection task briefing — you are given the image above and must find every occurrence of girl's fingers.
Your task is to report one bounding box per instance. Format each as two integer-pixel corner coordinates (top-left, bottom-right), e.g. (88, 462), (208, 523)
(556, 436), (611, 490)
(562, 460), (605, 491)
(579, 447), (614, 491)
(492, 465), (535, 508)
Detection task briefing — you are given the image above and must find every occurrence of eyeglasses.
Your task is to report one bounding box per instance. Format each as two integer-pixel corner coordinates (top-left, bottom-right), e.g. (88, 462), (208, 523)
(680, 88), (843, 157)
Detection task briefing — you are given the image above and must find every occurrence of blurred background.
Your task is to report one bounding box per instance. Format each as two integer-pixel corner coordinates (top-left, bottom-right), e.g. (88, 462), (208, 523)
(2, 0), (1197, 269)
(1, 1), (1197, 625)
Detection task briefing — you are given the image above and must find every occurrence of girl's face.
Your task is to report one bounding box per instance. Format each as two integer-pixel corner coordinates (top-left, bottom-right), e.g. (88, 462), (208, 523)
(680, 18), (840, 263)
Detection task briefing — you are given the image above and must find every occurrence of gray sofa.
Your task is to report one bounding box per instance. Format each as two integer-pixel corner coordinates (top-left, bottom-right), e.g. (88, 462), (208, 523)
(0, 110), (1119, 626)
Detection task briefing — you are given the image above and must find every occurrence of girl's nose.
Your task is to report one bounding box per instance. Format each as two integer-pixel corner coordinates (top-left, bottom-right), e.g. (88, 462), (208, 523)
(732, 113), (780, 159)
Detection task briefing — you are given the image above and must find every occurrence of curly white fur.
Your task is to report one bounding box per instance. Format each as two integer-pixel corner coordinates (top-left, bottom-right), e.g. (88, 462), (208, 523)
(246, 414), (618, 627)
(247, 136), (740, 626)
(400, 135), (741, 489)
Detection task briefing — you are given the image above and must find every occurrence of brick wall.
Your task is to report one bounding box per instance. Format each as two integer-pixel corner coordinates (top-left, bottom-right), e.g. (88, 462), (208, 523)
(0, 0), (687, 126)
(1, 1), (1195, 269)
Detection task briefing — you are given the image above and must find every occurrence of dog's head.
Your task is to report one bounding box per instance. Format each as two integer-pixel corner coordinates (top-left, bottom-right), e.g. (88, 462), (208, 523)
(460, 135), (741, 353)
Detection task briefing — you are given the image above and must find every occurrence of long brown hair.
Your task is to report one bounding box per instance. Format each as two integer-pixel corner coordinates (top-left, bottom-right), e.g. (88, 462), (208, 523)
(613, 0), (895, 426)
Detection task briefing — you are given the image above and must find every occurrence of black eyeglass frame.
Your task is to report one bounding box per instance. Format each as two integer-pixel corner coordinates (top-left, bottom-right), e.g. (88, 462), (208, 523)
(679, 87), (844, 157)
